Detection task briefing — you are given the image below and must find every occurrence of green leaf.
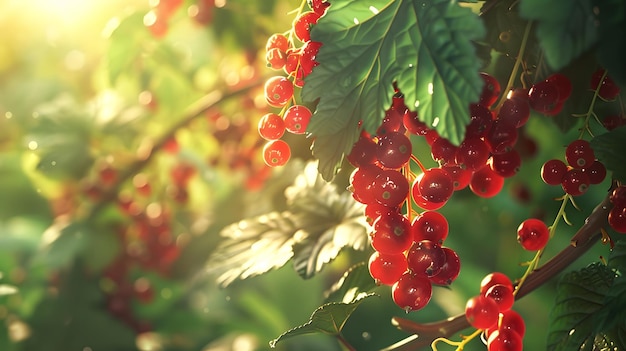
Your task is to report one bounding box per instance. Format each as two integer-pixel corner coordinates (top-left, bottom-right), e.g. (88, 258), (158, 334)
(547, 263), (616, 350)
(0, 285), (18, 296)
(207, 161), (369, 286)
(31, 220), (89, 271)
(303, 0), (485, 180)
(105, 12), (150, 83)
(325, 262), (379, 303)
(594, 0), (626, 88)
(480, 0), (538, 60)
(519, 0), (598, 70)
(590, 126), (626, 183)
(608, 239), (626, 272)
(269, 293), (376, 348)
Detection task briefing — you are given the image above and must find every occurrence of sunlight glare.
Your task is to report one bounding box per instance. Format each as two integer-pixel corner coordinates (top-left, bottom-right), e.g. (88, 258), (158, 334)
(26, 0), (96, 24)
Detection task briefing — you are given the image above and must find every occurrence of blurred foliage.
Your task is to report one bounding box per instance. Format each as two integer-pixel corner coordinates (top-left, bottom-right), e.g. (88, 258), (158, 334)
(0, 1), (623, 351)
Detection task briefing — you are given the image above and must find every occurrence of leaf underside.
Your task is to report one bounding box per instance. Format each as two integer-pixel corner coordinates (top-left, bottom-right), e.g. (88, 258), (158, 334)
(590, 126), (626, 183)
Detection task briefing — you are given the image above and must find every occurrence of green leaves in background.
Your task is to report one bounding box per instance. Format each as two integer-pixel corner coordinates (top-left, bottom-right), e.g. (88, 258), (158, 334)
(590, 126), (626, 183)
(519, 0), (597, 71)
(303, 0), (485, 180)
(547, 240), (626, 350)
(207, 161), (369, 286)
(594, 0), (626, 88)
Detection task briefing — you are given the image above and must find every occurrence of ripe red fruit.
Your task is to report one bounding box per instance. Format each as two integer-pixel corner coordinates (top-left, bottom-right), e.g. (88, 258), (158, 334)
(470, 166), (504, 198)
(608, 206), (626, 233)
(528, 80), (560, 113)
(347, 134), (377, 168)
(611, 186), (626, 207)
(546, 73), (573, 101)
(565, 139), (595, 169)
(300, 41), (322, 76)
(392, 272), (433, 312)
(455, 137), (491, 171)
(417, 168), (454, 204)
(264, 76), (294, 107)
(376, 132), (412, 169)
(499, 310), (526, 337)
(489, 150), (521, 178)
(292, 11), (320, 43)
(258, 113), (286, 140)
(582, 160), (607, 184)
(480, 272), (513, 295)
(266, 33), (290, 53)
(466, 104), (494, 138)
(479, 72), (501, 107)
(371, 169), (409, 207)
(590, 69), (621, 100)
(485, 284), (515, 312)
(517, 218), (550, 251)
(442, 164), (473, 190)
(465, 295), (500, 329)
(429, 247), (461, 285)
(266, 48), (287, 70)
(541, 159), (567, 185)
(411, 211), (449, 243)
(368, 251), (408, 286)
(371, 211), (412, 254)
(431, 137), (458, 166)
(487, 329), (523, 351)
(561, 169), (590, 196)
(498, 96), (530, 128)
(262, 140), (291, 167)
(406, 240), (446, 277)
(283, 105), (312, 134)
(486, 120), (518, 155)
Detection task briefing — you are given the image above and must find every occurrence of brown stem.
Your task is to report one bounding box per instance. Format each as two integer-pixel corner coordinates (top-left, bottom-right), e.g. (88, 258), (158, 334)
(85, 79), (265, 217)
(381, 190), (614, 351)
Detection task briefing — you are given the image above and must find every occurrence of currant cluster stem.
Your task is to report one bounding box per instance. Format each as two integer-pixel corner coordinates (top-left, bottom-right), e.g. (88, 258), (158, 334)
(494, 20), (533, 111)
(381, 189), (614, 351)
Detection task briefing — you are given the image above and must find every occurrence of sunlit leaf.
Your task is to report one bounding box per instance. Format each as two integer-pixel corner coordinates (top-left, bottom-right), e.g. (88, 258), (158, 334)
(303, 0), (485, 180)
(325, 262), (379, 303)
(269, 293), (376, 348)
(547, 263), (616, 350)
(519, 0), (597, 70)
(590, 126), (626, 183)
(207, 161), (369, 286)
(32, 220), (89, 271)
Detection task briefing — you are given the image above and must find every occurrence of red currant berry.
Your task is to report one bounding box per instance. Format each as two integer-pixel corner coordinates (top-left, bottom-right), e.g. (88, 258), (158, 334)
(608, 206), (626, 233)
(283, 105), (312, 134)
(403, 111), (429, 135)
(561, 169), (590, 196)
(376, 132), (412, 169)
(442, 164), (473, 190)
(264, 76), (294, 107)
(610, 186), (626, 207)
(541, 159), (567, 185)
(371, 211), (412, 254)
(308, 0), (330, 16)
(266, 33), (289, 52)
(455, 137), (491, 171)
(499, 309), (526, 337)
(368, 251), (408, 286)
(466, 104), (493, 138)
(263, 140), (291, 167)
(489, 150), (521, 178)
(292, 11), (320, 43)
(300, 40), (322, 76)
(465, 295), (499, 329)
(517, 218), (550, 251)
(392, 272), (433, 312)
(479, 72), (501, 108)
(412, 184), (446, 211)
(349, 165), (379, 204)
(347, 134), (377, 168)
(602, 114), (626, 131)
(486, 120), (518, 154)
(565, 139), (595, 169)
(411, 211), (449, 243)
(470, 166), (504, 198)
(546, 73), (573, 102)
(485, 284), (515, 312)
(417, 168), (454, 204)
(582, 160), (607, 184)
(528, 80), (560, 113)
(498, 96), (530, 128)
(258, 113), (286, 140)
(406, 240), (446, 277)
(266, 48), (287, 70)
(371, 169), (409, 207)
(431, 137), (458, 166)
(429, 247), (461, 285)
(487, 329), (523, 351)
(480, 272), (513, 295)
(591, 69), (621, 101)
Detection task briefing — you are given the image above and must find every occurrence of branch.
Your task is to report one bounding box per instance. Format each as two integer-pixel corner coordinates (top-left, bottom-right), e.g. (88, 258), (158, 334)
(381, 189), (614, 351)
(85, 78), (265, 217)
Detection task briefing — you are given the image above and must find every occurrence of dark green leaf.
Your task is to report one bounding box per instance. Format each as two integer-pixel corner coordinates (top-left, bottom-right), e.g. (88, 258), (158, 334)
(31, 220), (88, 271)
(303, 0), (485, 180)
(547, 263), (616, 351)
(480, 0), (538, 60)
(269, 293), (376, 348)
(608, 239), (626, 272)
(208, 162), (368, 286)
(520, 0), (598, 70)
(325, 262), (379, 303)
(594, 0), (626, 88)
(590, 126), (626, 183)
(593, 275), (626, 333)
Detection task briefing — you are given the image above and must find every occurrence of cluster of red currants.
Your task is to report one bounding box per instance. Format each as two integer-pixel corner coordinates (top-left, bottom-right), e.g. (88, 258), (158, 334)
(609, 186), (626, 233)
(144, 0), (217, 37)
(259, 0), (330, 167)
(540, 139), (606, 196)
(466, 272), (525, 351)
